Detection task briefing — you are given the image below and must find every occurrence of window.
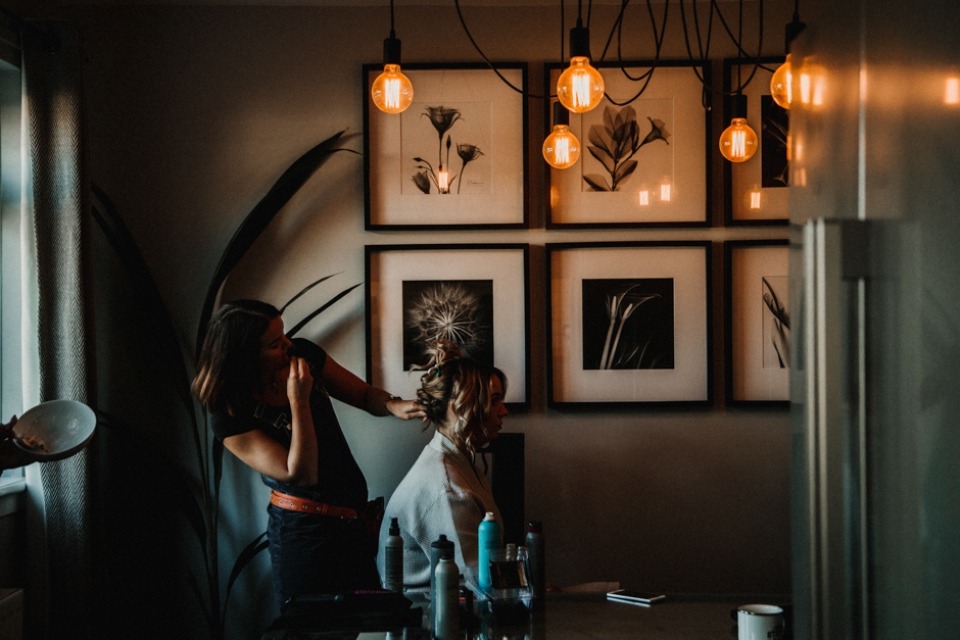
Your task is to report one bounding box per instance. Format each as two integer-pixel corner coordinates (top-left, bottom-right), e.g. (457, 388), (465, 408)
(0, 39), (23, 493)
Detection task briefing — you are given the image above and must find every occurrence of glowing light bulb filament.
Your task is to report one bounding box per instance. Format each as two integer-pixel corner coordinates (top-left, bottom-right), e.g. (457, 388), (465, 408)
(732, 130), (747, 159)
(572, 72), (591, 109)
(384, 77), (400, 110)
(800, 73), (812, 104)
(555, 137), (571, 165)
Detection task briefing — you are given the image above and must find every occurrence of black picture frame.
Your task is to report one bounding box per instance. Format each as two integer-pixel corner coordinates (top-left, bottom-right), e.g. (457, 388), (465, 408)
(363, 62), (529, 230)
(724, 239), (790, 406)
(543, 60), (712, 229)
(546, 241), (713, 408)
(365, 243), (530, 409)
(722, 56), (789, 226)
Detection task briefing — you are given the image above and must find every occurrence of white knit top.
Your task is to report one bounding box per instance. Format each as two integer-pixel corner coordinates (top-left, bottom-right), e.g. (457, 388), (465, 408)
(378, 430), (503, 594)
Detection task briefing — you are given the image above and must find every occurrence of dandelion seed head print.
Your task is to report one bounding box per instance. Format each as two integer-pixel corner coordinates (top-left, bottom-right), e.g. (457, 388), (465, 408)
(402, 280), (494, 369)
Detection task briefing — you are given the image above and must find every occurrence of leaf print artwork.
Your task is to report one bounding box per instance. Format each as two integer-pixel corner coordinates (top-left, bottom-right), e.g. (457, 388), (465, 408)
(401, 102), (492, 196)
(582, 105), (670, 192)
(581, 278), (675, 370)
(762, 275), (790, 368)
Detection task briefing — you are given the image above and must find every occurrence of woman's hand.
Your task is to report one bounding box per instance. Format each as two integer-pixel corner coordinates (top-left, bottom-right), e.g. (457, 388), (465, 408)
(386, 398), (428, 422)
(286, 356), (314, 405)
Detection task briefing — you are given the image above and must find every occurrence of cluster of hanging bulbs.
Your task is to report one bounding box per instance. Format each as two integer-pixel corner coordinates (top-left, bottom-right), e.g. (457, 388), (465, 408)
(543, 18), (604, 169)
(373, 0), (804, 170)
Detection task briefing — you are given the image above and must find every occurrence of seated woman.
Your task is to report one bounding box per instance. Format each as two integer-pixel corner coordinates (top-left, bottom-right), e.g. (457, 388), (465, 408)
(192, 299), (425, 606)
(378, 341), (508, 594)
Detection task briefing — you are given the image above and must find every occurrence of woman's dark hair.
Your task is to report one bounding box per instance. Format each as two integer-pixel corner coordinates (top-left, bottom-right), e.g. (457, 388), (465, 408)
(416, 340), (507, 452)
(192, 299), (281, 415)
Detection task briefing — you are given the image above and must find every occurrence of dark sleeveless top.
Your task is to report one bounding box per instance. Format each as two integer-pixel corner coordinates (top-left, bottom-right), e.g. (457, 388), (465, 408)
(209, 338), (368, 511)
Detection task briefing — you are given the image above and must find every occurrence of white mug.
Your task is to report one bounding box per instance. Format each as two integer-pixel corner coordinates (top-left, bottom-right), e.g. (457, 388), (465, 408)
(736, 604), (785, 640)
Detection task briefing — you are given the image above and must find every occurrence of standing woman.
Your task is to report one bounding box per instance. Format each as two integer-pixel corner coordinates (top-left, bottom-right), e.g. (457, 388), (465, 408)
(192, 299), (424, 606)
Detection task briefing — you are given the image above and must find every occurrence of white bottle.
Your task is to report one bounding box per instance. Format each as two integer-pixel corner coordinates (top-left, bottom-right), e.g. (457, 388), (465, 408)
(434, 554), (460, 640)
(383, 517), (404, 592)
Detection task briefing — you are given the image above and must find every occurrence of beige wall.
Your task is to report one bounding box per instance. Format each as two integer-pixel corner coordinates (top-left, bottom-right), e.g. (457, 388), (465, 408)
(70, 2), (794, 636)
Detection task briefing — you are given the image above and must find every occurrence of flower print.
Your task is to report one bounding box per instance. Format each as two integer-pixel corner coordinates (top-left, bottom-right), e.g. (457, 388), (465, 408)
(412, 170), (431, 194)
(583, 107), (670, 192)
(422, 106), (463, 141)
(641, 117), (670, 147)
(456, 143), (484, 194)
(410, 104), (483, 197)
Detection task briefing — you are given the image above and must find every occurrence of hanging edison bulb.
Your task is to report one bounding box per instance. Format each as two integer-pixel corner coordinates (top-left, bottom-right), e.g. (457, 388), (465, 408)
(719, 94), (759, 163)
(556, 19), (604, 113)
(371, 1), (413, 114)
(557, 57), (605, 113)
(770, 54), (793, 110)
(543, 103), (581, 169)
(371, 63), (413, 114)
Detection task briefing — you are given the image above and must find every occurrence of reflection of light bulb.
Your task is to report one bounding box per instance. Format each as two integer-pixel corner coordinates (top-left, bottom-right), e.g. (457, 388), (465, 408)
(371, 64), (413, 114)
(660, 184), (671, 202)
(437, 167), (449, 192)
(639, 190), (650, 206)
(719, 118), (759, 162)
(946, 77), (960, 105)
(557, 57), (605, 113)
(748, 190), (763, 210)
(770, 55), (793, 109)
(543, 124), (581, 169)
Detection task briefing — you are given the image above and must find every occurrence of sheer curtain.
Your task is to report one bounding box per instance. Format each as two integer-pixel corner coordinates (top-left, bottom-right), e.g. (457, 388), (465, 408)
(21, 21), (97, 640)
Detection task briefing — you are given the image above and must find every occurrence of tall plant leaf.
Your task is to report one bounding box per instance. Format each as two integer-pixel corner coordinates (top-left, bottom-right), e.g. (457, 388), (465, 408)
(221, 532), (270, 629)
(196, 130), (356, 358)
(279, 273), (342, 314)
(90, 185), (203, 470)
(286, 282), (362, 338)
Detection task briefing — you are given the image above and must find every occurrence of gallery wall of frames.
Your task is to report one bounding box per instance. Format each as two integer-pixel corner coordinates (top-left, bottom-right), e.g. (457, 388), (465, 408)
(362, 57), (790, 411)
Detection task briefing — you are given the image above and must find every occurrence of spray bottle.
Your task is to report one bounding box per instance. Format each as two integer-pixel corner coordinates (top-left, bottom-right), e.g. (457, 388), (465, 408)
(477, 511), (501, 593)
(382, 517), (404, 592)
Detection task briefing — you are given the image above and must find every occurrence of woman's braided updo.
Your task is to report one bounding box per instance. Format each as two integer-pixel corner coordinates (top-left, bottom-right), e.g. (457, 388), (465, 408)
(416, 340), (507, 453)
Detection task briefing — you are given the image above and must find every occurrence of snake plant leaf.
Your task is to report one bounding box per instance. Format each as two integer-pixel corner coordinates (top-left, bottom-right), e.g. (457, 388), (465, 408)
(285, 282), (362, 338)
(221, 531), (269, 629)
(279, 273), (342, 314)
(91, 185), (203, 471)
(96, 410), (208, 551)
(196, 130), (356, 359)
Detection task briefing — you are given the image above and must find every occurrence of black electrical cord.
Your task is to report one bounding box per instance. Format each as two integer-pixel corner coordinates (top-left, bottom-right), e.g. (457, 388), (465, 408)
(451, 0), (771, 108)
(453, 0), (552, 98)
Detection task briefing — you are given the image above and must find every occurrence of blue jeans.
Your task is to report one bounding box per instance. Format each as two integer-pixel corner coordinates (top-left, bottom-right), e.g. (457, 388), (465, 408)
(267, 504), (381, 607)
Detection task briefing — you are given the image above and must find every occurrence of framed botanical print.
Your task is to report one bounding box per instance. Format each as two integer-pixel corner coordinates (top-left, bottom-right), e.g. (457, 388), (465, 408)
(363, 62), (528, 230)
(365, 243), (530, 409)
(725, 239), (790, 404)
(544, 60), (711, 228)
(546, 241), (712, 407)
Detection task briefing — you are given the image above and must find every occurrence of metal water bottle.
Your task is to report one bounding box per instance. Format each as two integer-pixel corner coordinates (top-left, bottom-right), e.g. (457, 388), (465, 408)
(477, 511), (501, 593)
(383, 517), (404, 592)
(434, 554), (460, 640)
(525, 520), (545, 609)
(430, 534), (454, 601)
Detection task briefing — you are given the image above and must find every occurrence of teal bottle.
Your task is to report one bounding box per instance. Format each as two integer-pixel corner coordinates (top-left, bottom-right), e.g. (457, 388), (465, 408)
(477, 511), (501, 592)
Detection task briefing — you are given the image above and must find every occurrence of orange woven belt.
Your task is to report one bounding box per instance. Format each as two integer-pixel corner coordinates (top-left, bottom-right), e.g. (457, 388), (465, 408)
(269, 490), (360, 519)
